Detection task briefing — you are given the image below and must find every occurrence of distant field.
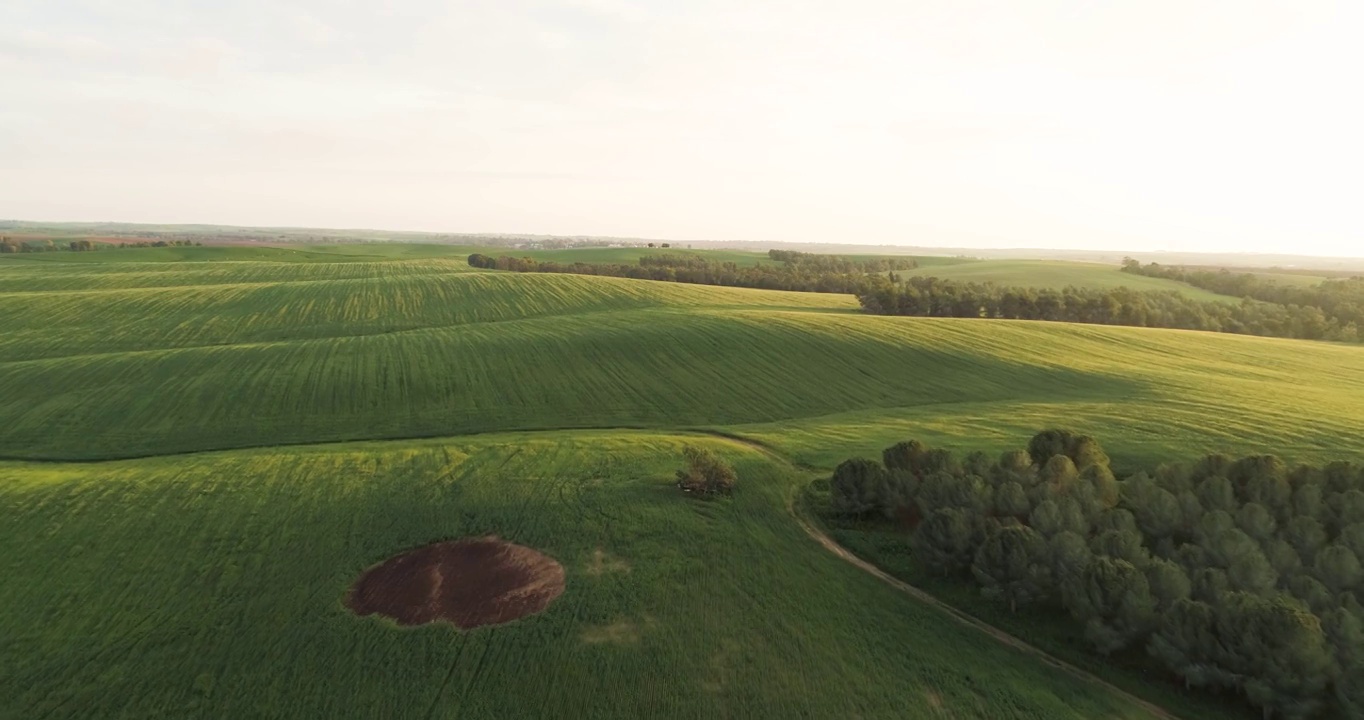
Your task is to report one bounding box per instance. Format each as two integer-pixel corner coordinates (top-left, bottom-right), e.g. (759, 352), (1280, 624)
(3, 245), (1363, 718)
(900, 259), (1236, 302)
(1168, 264), (1347, 287)
(3, 242), (984, 270)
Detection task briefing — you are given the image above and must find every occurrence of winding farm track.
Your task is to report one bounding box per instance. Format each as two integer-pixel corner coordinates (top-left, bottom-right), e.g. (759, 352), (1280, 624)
(785, 500), (1178, 720)
(692, 428), (1181, 720)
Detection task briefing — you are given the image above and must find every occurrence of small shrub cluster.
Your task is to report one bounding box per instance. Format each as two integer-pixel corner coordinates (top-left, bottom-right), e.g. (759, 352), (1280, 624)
(676, 446), (736, 497)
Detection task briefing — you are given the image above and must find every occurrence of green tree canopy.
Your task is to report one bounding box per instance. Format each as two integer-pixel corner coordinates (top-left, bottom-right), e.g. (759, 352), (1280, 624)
(972, 525), (1052, 613)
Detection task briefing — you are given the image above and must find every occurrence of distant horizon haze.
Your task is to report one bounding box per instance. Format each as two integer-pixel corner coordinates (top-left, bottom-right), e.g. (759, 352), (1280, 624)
(2, 1), (1361, 257)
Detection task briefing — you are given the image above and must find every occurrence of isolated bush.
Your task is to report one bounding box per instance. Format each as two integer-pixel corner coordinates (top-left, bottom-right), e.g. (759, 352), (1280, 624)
(675, 446), (736, 497)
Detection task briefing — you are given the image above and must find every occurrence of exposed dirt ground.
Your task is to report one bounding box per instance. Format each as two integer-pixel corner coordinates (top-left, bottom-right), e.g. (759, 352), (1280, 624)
(345, 536), (565, 629)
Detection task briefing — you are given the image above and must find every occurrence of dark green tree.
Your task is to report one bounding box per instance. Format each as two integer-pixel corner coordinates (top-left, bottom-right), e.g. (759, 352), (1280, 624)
(1236, 502), (1278, 544)
(1091, 528), (1150, 568)
(913, 508), (982, 576)
(1312, 544), (1361, 594)
(1066, 557), (1157, 655)
(1197, 475), (1238, 514)
(1216, 593), (1334, 720)
(1134, 485), (1184, 540)
(1340, 522), (1364, 560)
(1049, 530), (1093, 591)
(916, 471), (987, 516)
(993, 481), (1031, 520)
(1265, 538), (1304, 579)
(830, 459), (889, 516)
(1285, 515), (1328, 566)
(881, 440), (928, 474)
(972, 525), (1052, 612)
(1146, 557), (1192, 612)
(1227, 546), (1278, 596)
(1149, 598), (1220, 689)
(1027, 429), (1074, 466)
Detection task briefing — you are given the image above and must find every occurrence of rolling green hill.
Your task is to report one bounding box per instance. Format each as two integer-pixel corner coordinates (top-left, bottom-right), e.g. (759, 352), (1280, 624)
(2, 247), (1361, 718)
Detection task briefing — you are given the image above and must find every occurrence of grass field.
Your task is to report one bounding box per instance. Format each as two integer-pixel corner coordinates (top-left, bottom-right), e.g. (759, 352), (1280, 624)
(2, 246), (1362, 718)
(899, 259), (1236, 302)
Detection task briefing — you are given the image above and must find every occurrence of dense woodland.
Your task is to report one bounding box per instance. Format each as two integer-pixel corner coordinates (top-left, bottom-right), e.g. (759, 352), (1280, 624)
(467, 251), (914, 294)
(857, 277), (1362, 342)
(828, 431), (1363, 719)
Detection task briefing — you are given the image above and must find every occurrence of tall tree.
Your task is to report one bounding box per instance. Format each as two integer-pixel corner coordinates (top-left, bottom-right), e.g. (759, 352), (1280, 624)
(1149, 598), (1220, 689)
(1146, 558), (1192, 612)
(830, 459), (889, 516)
(1312, 544), (1362, 594)
(1049, 530), (1093, 593)
(1236, 503), (1278, 544)
(972, 525), (1052, 612)
(993, 481), (1031, 520)
(1216, 593), (1335, 720)
(913, 508), (983, 576)
(1067, 557), (1157, 655)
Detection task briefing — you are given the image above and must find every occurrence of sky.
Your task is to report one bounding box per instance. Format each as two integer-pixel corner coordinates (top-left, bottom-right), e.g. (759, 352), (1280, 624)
(1, 1), (1361, 255)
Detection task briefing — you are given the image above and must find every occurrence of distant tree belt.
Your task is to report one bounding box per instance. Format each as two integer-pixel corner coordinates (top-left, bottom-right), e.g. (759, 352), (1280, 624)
(466, 252), (910, 295)
(0, 238), (197, 253)
(857, 276), (1363, 343)
(828, 429), (1364, 720)
(1123, 258), (1364, 335)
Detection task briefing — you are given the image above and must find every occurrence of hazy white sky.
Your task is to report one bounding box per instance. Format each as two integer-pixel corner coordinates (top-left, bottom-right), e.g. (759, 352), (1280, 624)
(2, 1), (1361, 254)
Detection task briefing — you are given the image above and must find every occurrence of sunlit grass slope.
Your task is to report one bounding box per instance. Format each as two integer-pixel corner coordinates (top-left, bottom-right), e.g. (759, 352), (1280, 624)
(0, 433), (1161, 719)
(1, 255), (1363, 462)
(1, 248), (1361, 719)
(900, 259), (1234, 302)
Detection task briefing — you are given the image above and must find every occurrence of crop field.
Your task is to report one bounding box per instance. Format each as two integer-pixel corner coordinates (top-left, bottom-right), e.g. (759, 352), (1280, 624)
(897, 259), (1235, 301)
(3, 246), (1363, 718)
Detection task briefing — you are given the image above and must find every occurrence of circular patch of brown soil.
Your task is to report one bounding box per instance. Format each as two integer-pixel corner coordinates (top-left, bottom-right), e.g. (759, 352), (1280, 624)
(345, 536), (565, 629)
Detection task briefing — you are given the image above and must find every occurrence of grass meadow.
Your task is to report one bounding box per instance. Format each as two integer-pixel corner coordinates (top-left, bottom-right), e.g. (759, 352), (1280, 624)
(2, 245), (1361, 718)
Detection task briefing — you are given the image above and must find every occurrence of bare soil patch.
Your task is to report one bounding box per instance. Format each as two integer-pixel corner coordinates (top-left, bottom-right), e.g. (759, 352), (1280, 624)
(345, 536), (565, 629)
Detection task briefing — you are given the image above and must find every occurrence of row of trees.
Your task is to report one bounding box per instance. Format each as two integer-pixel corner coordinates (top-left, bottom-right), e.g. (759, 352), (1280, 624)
(467, 251), (1361, 344)
(113, 240), (201, 249)
(0, 238), (201, 253)
(829, 431), (1363, 719)
(857, 277), (1363, 343)
(1123, 259), (1364, 332)
(767, 249), (918, 273)
(467, 253), (896, 295)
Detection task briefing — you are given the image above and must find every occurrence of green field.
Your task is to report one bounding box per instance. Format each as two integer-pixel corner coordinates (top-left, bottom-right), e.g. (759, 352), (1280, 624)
(899, 259), (1236, 302)
(3, 247), (1363, 718)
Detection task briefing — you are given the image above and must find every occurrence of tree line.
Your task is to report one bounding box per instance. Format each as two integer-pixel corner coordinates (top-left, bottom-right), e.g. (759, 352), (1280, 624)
(1123, 259), (1364, 334)
(767, 249), (918, 273)
(0, 238), (201, 253)
(466, 252), (902, 294)
(857, 277), (1362, 343)
(828, 430), (1363, 719)
(466, 250), (1362, 343)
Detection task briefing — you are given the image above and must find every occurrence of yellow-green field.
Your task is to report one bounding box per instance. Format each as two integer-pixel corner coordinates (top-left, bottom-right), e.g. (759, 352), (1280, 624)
(2, 246), (1361, 718)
